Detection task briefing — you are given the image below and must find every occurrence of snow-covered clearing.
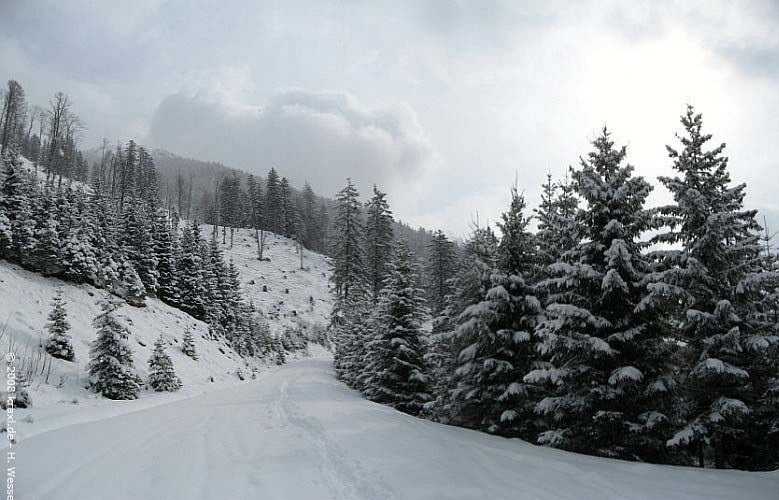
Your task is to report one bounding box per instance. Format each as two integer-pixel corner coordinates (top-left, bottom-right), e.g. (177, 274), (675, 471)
(12, 355), (777, 500)
(204, 224), (333, 334)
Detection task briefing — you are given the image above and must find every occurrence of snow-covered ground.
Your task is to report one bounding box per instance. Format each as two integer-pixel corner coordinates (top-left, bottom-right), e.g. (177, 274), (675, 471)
(12, 354), (777, 500)
(203, 224), (333, 334)
(0, 224), (332, 442)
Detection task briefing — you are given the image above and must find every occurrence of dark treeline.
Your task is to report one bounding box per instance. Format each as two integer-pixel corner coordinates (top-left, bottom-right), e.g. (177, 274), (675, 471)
(329, 106), (779, 471)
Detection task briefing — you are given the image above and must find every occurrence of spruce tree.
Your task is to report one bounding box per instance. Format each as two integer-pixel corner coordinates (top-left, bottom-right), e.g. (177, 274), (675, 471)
(181, 326), (198, 360)
(148, 335), (182, 392)
(300, 182), (318, 249)
(447, 195), (542, 437)
(45, 287), (75, 361)
(154, 207), (179, 306)
(330, 178), (366, 319)
(177, 222), (208, 319)
(264, 168), (282, 234)
(652, 106), (779, 468)
(28, 183), (62, 275)
(362, 241), (430, 415)
(530, 128), (671, 461)
(87, 297), (142, 400)
(121, 198), (158, 295)
(426, 230), (458, 316)
(280, 176), (295, 238)
(0, 149), (26, 259)
(365, 185), (394, 302)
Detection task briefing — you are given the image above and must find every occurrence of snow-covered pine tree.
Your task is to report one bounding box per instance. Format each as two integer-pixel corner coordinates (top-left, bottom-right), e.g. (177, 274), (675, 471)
(28, 183), (62, 275)
(330, 178), (366, 320)
(5, 154), (38, 264)
(280, 176), (295, 239)
(59, 190), (99, 283)
(264, 168), (282, 234)
(87, 297), (143, 400)
(300, 182), (318, 250)
(112, 251), (146, 307)
(446, 192), (542, 437)
(362, 240), (430, 415)
(425, 225), (496, 422)
(534, 174), (559, 270)
(153, 207), (179, 306)
(181, 326), (198, 360)
(148, 335), (182, 392)
(203, 234), (227, 326)
(651, 106), (779, 469)
(177, 222), (208, 319)
(247, 174), (265, 258)
(426, 230), (458, 316)
(529, 127), (671, 461)
(329, 179), (368, 380)
(534, 172), (580, 279)
(365, 185), (394, 302)
(121, 198), (158, 295)
(45, 286), (75, 361)
(0, 148), (27, 259)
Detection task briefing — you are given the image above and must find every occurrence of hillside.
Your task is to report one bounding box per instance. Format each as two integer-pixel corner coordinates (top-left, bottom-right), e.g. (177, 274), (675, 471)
(0, 221), (332, 443)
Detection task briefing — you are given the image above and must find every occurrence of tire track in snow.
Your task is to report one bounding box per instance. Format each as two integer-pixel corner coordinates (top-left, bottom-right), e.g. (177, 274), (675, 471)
(276, 379), (396, 500)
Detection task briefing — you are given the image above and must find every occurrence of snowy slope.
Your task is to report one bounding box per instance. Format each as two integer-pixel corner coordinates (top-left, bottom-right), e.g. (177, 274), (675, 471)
(13, 356), (778, 500)
(0, 260), (258, 441)
(0, 225), (332, 442)
(201, 224), (333, 335)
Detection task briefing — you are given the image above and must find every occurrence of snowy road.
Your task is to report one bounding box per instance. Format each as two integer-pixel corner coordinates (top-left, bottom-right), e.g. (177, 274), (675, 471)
(15, 358), (778, 500)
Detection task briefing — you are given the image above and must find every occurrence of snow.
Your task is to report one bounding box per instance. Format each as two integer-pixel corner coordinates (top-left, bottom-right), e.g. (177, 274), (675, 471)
(608, 366), (644, 385)
(11, 357), (777, 500)
(694, 358), (749, 378)
(198, 225), (333, 335)
(0, 223), (333, 442)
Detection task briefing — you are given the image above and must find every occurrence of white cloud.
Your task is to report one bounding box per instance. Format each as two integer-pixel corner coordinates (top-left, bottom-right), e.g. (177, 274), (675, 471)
(147, 86), (437, 198)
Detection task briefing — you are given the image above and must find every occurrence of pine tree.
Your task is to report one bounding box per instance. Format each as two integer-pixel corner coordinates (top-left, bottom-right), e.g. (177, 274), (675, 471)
(300, 182), (318, 249)
(181, 326), (198, 360)
(121, 198), (159, 295)
(27, 183), (62, 275)
(652, 106), (778, 468)
(87, 297), (142, 400)
(45, 287), (74, 361)
(426, 226), (497, 421)
(4, 152), (37, 263)
(177, 222), (208, 319)
(280, 176), (295, 238)
(426, 230), (458, 316)
(148, 335), (182, 392)
(264, 168), (282, 234)
(530, 128), (671, 461)
(534, 174), (559, 272)
(247, 174), (265, 258)
(362, 241), (430, 415)
(154, 208), (179, 306)
(0, 149), (27, 259)
(497, 185), (535, 276)
(112, 251), (146, 307)
(330, 178), (366, 319)
(59, 191), (98, 284)
(365, 185), (394, 302)
(448, 189), (543, 436)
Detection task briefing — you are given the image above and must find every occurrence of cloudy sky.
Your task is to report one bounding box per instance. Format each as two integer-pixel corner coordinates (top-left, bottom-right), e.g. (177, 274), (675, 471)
(2, 0), (778, 235)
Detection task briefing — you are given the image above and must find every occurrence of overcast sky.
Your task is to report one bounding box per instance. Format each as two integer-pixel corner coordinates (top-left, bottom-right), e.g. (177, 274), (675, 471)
(2, 0), (778, 236)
